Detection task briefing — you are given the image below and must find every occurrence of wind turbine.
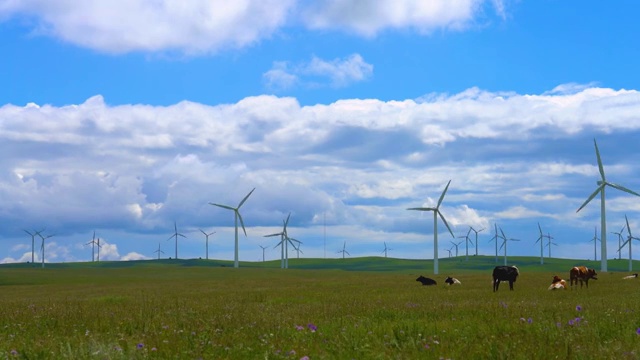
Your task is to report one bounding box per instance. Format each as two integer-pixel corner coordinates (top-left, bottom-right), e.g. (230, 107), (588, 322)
(259, 245), (268, 262)
(407, 180), (455, 275)
(38, 233), (54, 268)
(612, 223), (626, 260)
(534, 223), (547, 265)
(446, 247), (453, 258)
(167, 222), (186, 260)
(498, 227), (520, 266)
(292, 240), (303, 259)
(154, 242), (165, 260)
(470, 226), (484, 256)
(24, 229), (43, 264)
(381, 242), (392, 258)
(489, 223), (500, 263)
(85, 231), (100, 262)
(210, 188), (255, 268)
(618, 215), (640, 272)
(450, 240), (462, 257)
(458, 227), (474, 261)
(337, 241), (350, 259)
(576, 139), (640, 272)
(96, 237), (102, 262)
(265, 213), (290, 269)
(590, 226), (600, 261)
(199, 229), (216, 260)
(545, 232), (557, 258)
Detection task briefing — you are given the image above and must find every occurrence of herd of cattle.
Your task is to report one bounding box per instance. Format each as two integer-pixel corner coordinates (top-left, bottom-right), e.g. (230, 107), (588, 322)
(416, 265), (638, 291)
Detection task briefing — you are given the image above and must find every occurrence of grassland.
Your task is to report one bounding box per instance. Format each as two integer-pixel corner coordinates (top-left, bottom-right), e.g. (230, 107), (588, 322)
(1, 256), (639, 359)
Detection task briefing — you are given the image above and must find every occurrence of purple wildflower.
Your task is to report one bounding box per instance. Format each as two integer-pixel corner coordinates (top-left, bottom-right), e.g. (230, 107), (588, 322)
(10, 350), (18, 356)
(556, 322), (562, 328)
(528, 318), (533, 324)
(300, 357), (310, 360)
(636, 328), (640, 335)
(152, 347), (158, 351)
(576, 305), (582, 311)
(307, 323), (317, 332)
(288, 350), (296, 356)
(568, 319), (575, 326)
(295, 325), (304, 331)
(424, 344), (430, 350)
(137, 343), (144, 349)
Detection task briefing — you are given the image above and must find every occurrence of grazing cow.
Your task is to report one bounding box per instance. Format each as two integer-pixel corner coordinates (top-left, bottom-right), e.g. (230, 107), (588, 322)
(492, 265), (519, 292)
(416, 275), (437, 286)
(548, 275), (567, 290)
(569, 266), (597, 288)
(623, 273), (638, 280)
(445, 276), (461, 285)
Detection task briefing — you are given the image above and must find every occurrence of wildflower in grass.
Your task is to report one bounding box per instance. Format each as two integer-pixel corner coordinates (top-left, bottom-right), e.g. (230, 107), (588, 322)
(528, 318), (533, 324)
(152, 347), (157, 352)
(137, 343), (144, 349)
(300, 356), (310, 360)
(307, 323), (317, 332)
(576, 305), (582, 311)
(295, 325), (304, 331)
(568, 319), (575, 326)
(556, 322), (562, 328)
(424, 344), (430, 350)
(10, 350), (18, 356)
(636, 328), (640, 335)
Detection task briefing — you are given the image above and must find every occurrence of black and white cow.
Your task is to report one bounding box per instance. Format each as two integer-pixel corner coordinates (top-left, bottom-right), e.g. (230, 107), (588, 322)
(492, 265), (519, 292)
(445, 276), (461, 285)
(416, 275), (437, 286)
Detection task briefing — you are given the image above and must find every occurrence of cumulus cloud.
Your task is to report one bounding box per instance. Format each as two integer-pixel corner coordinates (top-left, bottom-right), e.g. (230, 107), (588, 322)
(121, 252), (149, 261)
(264, 54), (373, 89)
(0, 0), (506, 54)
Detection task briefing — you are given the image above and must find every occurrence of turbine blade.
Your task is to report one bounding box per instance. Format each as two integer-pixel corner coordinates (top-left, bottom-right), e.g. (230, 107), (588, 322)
(237, 211), (248, 236)
(538, 222), (543, 235)
(576, 186), (604, 213)
(625, 215), (632, 237)
(606, 182), (640, 197)
(593, 139), (606, 182)
(437, 211), (455, 238)
(407, 207), (436, 211)
(436, 180), (452, 209)
(210, 203), (235, 211)
(264, 232), (282, 237)
(237, 188), (256, 208)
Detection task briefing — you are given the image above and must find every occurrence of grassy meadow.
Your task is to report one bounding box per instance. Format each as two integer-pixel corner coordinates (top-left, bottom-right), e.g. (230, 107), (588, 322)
(1, 256), (639, 359)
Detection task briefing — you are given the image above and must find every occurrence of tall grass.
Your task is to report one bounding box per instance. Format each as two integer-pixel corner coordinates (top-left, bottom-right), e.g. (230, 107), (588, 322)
(1, 264), (639, 359)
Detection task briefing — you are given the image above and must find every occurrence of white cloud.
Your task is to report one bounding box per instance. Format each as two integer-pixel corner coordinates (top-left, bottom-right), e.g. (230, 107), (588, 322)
(121, 252), (149, 261)
(0, 0), (506, 54)
(264, 54), (373, 89)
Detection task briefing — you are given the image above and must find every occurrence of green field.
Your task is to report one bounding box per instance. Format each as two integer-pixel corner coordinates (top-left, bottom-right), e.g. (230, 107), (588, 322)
(1, 256), (639, 359)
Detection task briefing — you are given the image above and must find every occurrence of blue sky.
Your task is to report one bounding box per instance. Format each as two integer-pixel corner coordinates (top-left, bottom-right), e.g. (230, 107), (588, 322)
(1, 1), (640, 270)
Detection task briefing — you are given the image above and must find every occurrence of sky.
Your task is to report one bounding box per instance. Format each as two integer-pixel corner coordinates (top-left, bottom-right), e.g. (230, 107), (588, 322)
(2, 0), (640, 268)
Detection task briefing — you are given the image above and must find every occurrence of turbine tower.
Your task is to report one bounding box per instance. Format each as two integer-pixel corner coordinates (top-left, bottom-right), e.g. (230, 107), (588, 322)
(38, 233), (54, 268)
(545, 232), (557, 258)
(458, 227), (474, 261)
(498, 227), (519, 266)
(618, 215), (640, 272)
(259, 245), (268, 262)
(24, 229), (43, 265)
(154, 242), (165, 260)
(450, 240), (462, 257)
(85, 231), (99, 262)
(470, 226), (484, 256)
(167, 222), (186, 260)
(337, 241), (350, 259)
(590, 226), (600, 261)
(199, 229), (216, 260)
(210, 188), (255, 268)
(535, 223), (547, 265)
(407, 180), (455, 275)
(489, 223), (500, 263)
(577, 139), (640, 272)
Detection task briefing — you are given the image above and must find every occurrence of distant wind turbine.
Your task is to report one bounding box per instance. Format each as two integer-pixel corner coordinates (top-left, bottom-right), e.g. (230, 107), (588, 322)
(337, 241), (350, 259)
(210, 188), (255, 268)
(545, 232), (557, 258)
(458, 227), (474, 261)
(576, 139), (640, 272)
(24, 229), (43, 264)
(199, 229), (216, 260)
(590, 226), (600, 261)
(38, 233), (54, 268)
(407, 180), (455, 275)
(96, 237), (102, 262)
(612, 223), (626, 260)
(167, 222), (186, 260)
(85, 231), (100, 262)
(470, 226), (484, 256)
(259, 245), (268, 262)
(154, 242), (165, 260)
(499, 227), (519, 266)
(618, 215), (640, 272)
(450, 240), (462, 257)
(489, 223), (500, 263)
(535, 223), (548, 265)
(381, 242), (392, 258)
(446, 247), (453, 258)
(265, 213), (290, 269)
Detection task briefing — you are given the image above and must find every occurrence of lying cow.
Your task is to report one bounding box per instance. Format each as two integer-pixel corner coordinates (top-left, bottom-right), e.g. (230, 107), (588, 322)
(445, 276), (461, 285)
(623, 273), (638, 280)
(569, 266), (597, 288)
(548, 275), (567, 290)
(492, 265), (519, 292)
(416, 275), (437, 286)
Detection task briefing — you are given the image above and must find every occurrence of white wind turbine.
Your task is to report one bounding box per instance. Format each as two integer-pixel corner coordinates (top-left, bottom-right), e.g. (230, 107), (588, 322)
(470, 226), (484, 256)
(154, 242), (165, 260)
(381, 242), (392, 258)
(545, 232), (557, 258)
(498, 227), (519, 266)
(407, 180), (455, 275)
(337, 241), (350, 259)
(450, 240), (462, 257)
(38, 233), (54, 268)
(210, 188), (255, 268)
(167, 222), (186, 260)
(590, 226), (600, 261)
(265, 213), (290, 269)
(259, 245), (268, 262)
(24, 229), (43, 265)
(489, 223), (500, 263)
(458, 227), (474, 261)
(535, 223), (547, 265)
(446, 247), (453, 258)
(577, 139), (640, 272)
(612, 224), (626, 260)
(618, 215), (640, 272)
(199, 229), (216, 260)
(85, 231), (99, 262)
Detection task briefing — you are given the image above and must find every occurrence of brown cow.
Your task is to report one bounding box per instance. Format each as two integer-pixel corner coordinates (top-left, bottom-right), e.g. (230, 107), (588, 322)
(569, 266), (597, 288)
(548, 275), (567, 290)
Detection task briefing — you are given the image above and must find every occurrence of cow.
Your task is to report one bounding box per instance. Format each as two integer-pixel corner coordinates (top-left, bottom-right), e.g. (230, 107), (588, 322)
(492, 265), (519, 292)
(548, 275), (567, 290)
(623, 273), (638, 280)
(569, 266), (597, 288)
(445, 276), (461, 285)
(416, 275), (437, 286)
